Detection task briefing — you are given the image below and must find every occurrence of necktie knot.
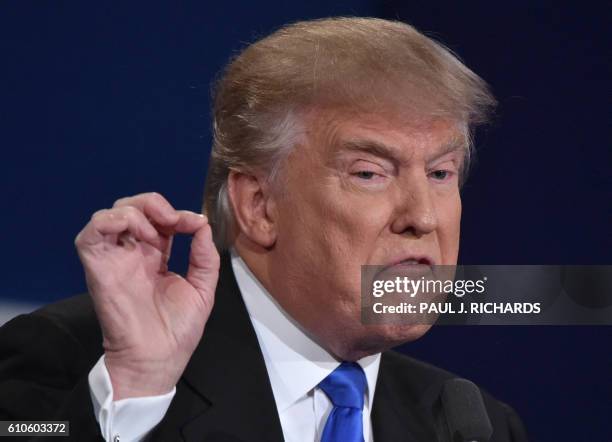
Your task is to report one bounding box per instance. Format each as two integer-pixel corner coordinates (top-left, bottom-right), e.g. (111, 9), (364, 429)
(319, 362), (366, 409)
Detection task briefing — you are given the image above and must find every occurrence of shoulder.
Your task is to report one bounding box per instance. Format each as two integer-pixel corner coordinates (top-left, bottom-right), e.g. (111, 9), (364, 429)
(380, 350), (529, 441)
(0, 294), (103, 371)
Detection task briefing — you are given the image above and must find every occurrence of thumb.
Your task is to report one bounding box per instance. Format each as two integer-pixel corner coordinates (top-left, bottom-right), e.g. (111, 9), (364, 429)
(186, 223), (220, 307)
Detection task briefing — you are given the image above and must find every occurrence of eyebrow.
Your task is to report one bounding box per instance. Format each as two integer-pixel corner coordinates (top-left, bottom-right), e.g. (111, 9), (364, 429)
(338, 137), (467, 165)
(340, 139), (399, 163)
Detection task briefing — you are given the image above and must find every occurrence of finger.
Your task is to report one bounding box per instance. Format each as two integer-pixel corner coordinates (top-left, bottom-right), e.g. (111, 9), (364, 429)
(150, 210), (206, 238)
(113, 192), (180, 226)
(111, 206), (167, 250)
(76, 207), (160, 248)
(173, 211), (208, 234)
(186, 223), (220, 307)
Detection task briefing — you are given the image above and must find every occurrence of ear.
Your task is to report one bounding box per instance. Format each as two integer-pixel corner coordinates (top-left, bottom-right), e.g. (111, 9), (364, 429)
(227, 170), (278, 248)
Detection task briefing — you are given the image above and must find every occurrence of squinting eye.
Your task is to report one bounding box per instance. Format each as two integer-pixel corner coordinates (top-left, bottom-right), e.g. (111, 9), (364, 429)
(430, 170), (449, 180)
(354, 171), (376, 180)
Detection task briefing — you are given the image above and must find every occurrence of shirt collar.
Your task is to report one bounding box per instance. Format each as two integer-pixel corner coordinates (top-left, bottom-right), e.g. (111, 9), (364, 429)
(230, 249), (381, 413)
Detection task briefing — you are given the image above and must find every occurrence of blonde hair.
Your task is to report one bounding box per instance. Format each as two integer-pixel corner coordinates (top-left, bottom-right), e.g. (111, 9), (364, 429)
(204, 17), (496, 249)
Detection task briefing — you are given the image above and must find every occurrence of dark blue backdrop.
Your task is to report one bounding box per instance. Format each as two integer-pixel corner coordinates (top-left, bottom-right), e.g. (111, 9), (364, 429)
(1, 2), (610, 441)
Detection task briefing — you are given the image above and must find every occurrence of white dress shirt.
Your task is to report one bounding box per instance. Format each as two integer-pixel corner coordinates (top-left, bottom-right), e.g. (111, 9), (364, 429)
(89, 249), (381, 442)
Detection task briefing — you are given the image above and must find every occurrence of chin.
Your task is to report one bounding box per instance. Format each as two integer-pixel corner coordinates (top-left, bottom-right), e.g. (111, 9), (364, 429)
(339, 324), (433, 361)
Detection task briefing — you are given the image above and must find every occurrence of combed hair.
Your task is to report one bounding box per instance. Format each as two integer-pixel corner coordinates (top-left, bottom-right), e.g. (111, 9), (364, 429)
(203, 17), (496, 249)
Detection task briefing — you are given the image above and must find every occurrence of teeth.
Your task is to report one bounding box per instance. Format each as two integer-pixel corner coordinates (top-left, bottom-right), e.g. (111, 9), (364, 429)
(403, 260), (419, 264)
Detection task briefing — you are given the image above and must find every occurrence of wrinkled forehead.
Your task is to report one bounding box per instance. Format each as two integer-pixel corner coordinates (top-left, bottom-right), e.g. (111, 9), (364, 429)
(300, 104), (469, 163)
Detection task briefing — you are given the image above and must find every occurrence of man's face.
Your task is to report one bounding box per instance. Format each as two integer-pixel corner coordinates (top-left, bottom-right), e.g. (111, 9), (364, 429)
(267, 107), (464, 360)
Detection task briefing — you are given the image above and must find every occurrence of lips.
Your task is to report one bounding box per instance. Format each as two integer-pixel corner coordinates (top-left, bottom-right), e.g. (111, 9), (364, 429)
(385, 255), (435, 268)
(372, 255), (436, 281)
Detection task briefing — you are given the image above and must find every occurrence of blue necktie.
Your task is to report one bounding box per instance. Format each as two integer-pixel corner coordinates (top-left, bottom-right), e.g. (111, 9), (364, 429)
(319, 362), (366, 442)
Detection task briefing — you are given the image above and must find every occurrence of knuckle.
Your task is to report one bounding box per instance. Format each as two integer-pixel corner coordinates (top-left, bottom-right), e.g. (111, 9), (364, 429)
(112, 196), (130, 207)
(90, 209), (110, 227)
(120, 205), (140, 218)
(90, 216), (105, 231)
(148, 191), (165, 204)
(91, 209), (108, 220)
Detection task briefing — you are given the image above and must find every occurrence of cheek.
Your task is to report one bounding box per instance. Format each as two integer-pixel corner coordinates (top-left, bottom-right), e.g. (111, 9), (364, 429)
(279, 186), (385, 295)
(438, 194), (462, 263)
(313, 194), (395, 306)
(315, 189), (393, 263)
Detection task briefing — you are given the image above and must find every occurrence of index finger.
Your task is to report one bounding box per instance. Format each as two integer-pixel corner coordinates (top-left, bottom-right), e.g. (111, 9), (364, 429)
(113, 192), (180, 226)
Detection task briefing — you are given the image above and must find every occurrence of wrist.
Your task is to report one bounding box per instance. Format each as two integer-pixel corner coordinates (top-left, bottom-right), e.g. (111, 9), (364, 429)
(104, 354), (179, 400)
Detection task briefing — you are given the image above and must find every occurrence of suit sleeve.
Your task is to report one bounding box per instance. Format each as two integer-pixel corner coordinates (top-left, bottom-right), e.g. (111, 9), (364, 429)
(0, 312), (104, 441)
(502, 402), (530, 442)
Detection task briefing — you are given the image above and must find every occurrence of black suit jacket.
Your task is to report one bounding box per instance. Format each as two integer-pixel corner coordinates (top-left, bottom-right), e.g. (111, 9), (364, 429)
(0, 254), (528, 441)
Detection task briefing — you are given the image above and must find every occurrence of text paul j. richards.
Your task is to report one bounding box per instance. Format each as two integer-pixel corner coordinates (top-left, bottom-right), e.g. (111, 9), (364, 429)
(372, 301), (542, 315)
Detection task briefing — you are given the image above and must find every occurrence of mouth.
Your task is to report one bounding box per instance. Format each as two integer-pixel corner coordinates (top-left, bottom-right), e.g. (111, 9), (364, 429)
(385, 255), (435, 268)
(369, 255), (435, 282)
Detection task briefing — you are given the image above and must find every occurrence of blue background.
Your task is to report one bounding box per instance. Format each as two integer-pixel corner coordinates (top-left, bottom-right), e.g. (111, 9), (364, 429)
(1, 2), (610, 440)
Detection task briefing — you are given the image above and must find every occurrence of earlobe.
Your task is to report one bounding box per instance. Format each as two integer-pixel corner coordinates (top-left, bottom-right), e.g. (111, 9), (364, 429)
(227, 170), (277, 248)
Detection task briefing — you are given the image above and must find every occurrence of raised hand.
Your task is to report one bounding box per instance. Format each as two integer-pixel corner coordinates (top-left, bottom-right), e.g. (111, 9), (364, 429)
(74, 192), (220, 399)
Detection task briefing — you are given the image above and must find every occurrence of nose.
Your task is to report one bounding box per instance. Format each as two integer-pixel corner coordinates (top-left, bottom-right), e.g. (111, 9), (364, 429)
(391, 174), (437, 237)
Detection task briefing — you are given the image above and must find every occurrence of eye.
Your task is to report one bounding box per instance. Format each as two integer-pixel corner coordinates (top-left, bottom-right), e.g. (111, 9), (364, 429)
(347, 160), (389, 185)
(431, 170), (448, 180)
(429, 170), (452, 181)
(354, 170), (377, 180)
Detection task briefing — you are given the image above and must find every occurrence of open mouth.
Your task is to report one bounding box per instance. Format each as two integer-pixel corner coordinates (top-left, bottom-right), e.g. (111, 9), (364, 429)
(371, 257), (435, 282)
(386, 256), (434, 269)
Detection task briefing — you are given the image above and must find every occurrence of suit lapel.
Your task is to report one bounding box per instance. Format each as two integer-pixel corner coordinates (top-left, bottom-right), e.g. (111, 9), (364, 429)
(371, 352), (440, 442)
(150, 252), (284, 442)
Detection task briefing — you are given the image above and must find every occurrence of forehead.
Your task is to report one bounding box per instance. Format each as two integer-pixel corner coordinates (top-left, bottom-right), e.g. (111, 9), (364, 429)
(303, 106), (467, 160)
